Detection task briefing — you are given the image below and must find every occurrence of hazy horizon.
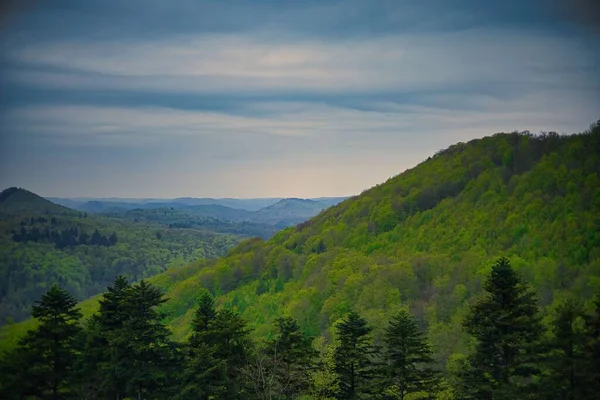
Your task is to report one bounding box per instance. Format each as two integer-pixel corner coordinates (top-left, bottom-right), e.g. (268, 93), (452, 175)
(1, 0), (599, 198)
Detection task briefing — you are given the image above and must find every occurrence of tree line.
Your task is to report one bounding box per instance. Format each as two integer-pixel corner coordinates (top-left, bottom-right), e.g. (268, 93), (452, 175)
(1, 257), (599, 399)
(12, 226), (118, 248)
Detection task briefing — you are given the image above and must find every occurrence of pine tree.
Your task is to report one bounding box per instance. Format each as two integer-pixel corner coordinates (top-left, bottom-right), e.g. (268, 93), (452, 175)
(383, 310), (439, 400)
(209, 308), (253, 399)
(192, 292), (217, 333)
(268, 316), (317, 398)
(542, 297), (587, 400)
(462, 257), (543, 399)
(179, 294), (252, 400)
(246, 316), (317, 399)
(179, 293), (225, 400)
(333, 311), (380, 399)
(0, 285), (82, 400)
(81, 275), (132, 399)
(121, 280), (179, 399)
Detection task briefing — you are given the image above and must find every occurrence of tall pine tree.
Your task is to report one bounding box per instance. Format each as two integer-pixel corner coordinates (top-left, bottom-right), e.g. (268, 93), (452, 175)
(333, 311), (380, 399)
(121, 280), (179, 399)
(383, 310), (439, 400)
(179, 293), (225, 400)
(81, 275), (132, 399)
(0, 285), (82, 400)
(462, 257), (543, 399)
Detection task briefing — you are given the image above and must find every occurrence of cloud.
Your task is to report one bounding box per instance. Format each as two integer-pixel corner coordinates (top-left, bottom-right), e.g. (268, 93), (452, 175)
(7, 29), (599, 98)
(0, 0), (599, 197)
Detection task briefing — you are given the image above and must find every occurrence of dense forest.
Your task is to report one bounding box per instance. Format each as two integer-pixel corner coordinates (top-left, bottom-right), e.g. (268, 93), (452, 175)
(1, 260), (599, 399)
(0, 189), (248, 326)
(1, 122), (599, 398)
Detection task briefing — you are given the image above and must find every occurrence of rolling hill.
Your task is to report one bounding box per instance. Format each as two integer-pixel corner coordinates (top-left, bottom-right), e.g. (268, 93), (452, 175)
(0, 189), (250, 325)
(2, 121), (599, 367)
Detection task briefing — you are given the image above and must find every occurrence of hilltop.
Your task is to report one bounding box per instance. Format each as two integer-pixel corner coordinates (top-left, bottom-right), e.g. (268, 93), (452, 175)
(0, 188), (74, 215)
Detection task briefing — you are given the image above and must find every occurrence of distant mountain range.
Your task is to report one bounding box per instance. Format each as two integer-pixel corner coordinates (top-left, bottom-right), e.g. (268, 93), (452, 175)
(46, 196), (348, 213)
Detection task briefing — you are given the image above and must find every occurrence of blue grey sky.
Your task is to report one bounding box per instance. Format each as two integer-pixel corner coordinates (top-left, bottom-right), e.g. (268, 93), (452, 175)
(1, 0), (599, 198)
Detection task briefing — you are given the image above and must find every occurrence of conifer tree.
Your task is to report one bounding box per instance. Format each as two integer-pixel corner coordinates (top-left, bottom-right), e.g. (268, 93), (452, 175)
(179, 293), (225, 400)
(542, 297), (587, 400)
(209, 308), (253, 399)
(383, 310), (439, 400)
(0, 285), (82, 400)
(121, 280), (179, 399)
(333, 311), (380, 399)
(86, 275), (132, 399)
(462, 257), (543, 399)
(252, 316), (317, 398)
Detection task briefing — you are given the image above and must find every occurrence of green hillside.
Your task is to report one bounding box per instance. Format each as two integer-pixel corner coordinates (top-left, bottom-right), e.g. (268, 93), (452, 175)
(0, 189), (246, 326)
(2, 121), (599, 364)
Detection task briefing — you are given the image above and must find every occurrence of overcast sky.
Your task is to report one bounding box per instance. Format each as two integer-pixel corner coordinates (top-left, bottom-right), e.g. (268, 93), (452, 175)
(0, 0), (599, 198)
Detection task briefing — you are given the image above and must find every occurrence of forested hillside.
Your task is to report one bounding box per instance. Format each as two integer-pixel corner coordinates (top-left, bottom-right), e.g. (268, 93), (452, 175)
(137, 122), (600, 346)
(0, 189), (245, 325)
(1, 122), (599, 399)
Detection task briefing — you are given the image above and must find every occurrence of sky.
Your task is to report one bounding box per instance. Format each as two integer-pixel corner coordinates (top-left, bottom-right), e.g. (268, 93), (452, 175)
(0, 0), (599, 199)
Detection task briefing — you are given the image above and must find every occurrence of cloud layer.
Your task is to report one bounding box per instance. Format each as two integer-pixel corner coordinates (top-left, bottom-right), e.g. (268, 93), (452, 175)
(0, 0), (599, 198)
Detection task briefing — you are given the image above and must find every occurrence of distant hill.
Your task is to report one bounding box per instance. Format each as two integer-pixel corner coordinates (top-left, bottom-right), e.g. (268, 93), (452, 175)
(245, 198), (330, 228)
(0, 189), (257, 326)
(48, 197), (284, 213)
(0, 188), (74, 215)
(47, 196), (347, 213)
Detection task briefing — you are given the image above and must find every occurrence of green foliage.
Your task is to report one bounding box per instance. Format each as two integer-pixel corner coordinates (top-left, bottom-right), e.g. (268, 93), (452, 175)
(541, 297), (589, 399)
(3, 122), (600, 398)
(383, 310), (439, 399)
(0, 285), (82, 399)
(0, 190), (248, 326)
(462, 257), (544, 399)
(333, 311), (380, 399)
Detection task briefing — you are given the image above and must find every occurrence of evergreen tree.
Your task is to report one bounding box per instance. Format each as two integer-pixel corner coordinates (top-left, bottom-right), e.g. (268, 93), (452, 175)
(0, 285), (82, 400)
(462, 257), (543, 399)
(209, 308), (253, 399)
(333, 311), (380, 399)
(192, 292), (217, 333)
(120, 280), (179, 399)
(268, 316), (317, 398)
(542, 297), (587, 400)
(83, 275), (132, 399)
(179, 293), (225, 400)
(383, 310), (439, 400)
(246, 316), (317, 399)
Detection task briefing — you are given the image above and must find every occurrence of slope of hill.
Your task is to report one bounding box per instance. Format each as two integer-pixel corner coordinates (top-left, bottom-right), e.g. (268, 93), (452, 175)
(3, 122), (599, 365)
(0, 190), (250, 326)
